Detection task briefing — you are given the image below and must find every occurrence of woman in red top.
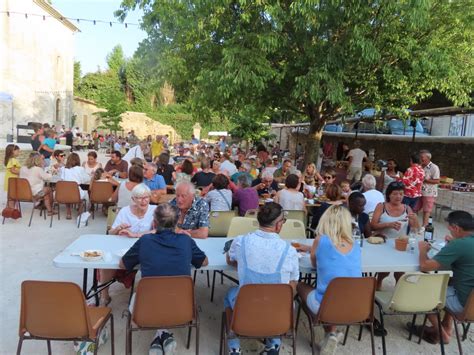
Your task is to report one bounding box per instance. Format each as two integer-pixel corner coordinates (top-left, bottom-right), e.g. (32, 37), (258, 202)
(400, 153), (425, 211)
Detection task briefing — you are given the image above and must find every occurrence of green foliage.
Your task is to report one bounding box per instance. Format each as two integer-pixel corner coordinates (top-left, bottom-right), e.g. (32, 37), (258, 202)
(117, 0), (474, 164)
(96, 89), (128, 132)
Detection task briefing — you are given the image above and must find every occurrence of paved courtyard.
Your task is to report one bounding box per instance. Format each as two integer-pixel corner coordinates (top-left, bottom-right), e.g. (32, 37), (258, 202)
(0, 153), (472, 354)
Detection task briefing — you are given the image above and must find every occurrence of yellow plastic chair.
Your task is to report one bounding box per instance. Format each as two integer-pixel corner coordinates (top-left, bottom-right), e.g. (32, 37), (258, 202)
(284, 210), (307, 225)
(209, 211), (238, 237)
(227, 217), (259, 238)
(279, 219), (306, 240)
(106, 206), (120, 235)
(375, 272), (450, 355)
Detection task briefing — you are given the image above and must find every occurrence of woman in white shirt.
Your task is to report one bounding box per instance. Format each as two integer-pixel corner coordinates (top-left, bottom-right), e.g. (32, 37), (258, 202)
(204, 174), (232, 211)
(82, 151), (102, 176)
(274, 174), (305, 211)
(19, 153), (55, 215)
(101, 184), (157, 305)
(60, 153), (90, 219)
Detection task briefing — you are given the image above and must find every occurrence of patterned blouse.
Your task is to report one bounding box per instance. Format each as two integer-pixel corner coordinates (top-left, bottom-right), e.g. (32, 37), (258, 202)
(401, 164), (425, 198)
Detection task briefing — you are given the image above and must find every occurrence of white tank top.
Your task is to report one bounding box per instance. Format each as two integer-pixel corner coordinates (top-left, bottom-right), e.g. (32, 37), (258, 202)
(278, 189), (305, 211)
(379, 203), (409, 239)
(117, 181), (134, 208)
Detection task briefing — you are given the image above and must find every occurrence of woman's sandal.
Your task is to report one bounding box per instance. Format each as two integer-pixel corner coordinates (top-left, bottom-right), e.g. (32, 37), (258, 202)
(66, 214), (72, 220)
(47, 211), (58, 216)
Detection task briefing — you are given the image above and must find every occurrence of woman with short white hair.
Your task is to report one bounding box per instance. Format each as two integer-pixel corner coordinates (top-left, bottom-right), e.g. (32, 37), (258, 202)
(100, 183), (157, 305)
(362, 174), (385, 216)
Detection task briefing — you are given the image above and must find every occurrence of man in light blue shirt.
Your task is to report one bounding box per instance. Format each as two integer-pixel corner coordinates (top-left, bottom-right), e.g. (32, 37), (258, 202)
(225, 202), (299, 355)
(143, 163), (166, 202)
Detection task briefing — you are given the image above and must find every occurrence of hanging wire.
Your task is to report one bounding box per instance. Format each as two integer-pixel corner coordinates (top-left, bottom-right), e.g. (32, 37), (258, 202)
(0, 11), (139, 27)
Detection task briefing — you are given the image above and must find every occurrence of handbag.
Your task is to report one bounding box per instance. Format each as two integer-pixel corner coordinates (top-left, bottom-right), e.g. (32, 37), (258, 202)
(2, 202), (21, 220)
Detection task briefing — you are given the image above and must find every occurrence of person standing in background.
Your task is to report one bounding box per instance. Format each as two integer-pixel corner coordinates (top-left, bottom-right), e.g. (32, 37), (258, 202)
(151, 135), (164, 161)
(419, 150), (440, 227)
(346, 140), (367, 182)
(400, 153), (425, 211)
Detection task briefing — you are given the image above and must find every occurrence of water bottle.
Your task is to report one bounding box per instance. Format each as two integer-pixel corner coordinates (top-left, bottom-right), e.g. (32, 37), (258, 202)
(352, 221), (363, 247)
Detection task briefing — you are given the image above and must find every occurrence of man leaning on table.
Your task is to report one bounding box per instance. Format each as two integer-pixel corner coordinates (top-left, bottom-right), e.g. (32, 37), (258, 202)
(119, 203), (208, 355)
(170, 181), (210, 239)
(417, 210), (474, 344)
(225, 202), (299, 355)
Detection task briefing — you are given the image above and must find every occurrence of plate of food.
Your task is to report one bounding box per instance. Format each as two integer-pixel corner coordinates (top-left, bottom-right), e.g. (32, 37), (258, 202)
(367, 234), (386, 244)
(79, 250), (104, 261)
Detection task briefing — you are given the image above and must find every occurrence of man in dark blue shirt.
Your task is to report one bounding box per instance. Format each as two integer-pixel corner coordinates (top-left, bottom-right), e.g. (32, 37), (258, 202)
(120, 203), (208, 354)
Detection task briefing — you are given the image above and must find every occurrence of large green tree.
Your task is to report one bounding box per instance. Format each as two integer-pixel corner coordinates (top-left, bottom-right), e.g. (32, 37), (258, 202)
(117, 0), (473, 164)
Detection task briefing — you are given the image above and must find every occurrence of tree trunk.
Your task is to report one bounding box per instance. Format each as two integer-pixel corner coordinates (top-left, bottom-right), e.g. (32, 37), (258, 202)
(303, 108), (326, 169)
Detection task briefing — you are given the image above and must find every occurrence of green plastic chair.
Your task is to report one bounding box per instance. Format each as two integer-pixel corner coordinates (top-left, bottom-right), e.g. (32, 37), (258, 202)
(209, 210), (237, 237)
(279, 219), (306, 240)
(375, 272), (450, 355)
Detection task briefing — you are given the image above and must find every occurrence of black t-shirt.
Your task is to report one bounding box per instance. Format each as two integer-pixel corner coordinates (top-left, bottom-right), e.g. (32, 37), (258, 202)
(65, 131), (73, 146)
(251, 178), (280, 196)
(191, 171), (216, 187)
(157, 164), (175, 185)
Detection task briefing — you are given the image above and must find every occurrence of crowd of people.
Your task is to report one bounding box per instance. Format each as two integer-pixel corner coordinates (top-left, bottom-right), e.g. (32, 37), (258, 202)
(2, 127), (473, 355)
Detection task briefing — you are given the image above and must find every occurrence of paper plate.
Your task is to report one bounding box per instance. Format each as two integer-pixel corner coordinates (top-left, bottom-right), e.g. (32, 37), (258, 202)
(80, 250), (104, 262)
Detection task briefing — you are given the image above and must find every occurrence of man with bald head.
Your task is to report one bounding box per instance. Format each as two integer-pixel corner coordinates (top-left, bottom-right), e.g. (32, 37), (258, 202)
(170, 181), (209, 239)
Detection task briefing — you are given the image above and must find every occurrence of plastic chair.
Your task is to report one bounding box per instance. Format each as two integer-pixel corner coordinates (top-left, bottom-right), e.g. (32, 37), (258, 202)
(124, 276), (199, 355)
(280, 219), (306, 240)
(375, 272), (450, 355)
(209, 210), (238, 237)
(3, 177), (46, 227)
(17, 280), (114, 355)
(52, 181), (87, 228)
(220, 284), (295, 355)
(445, 290), (474, 355)
(106, 206), (120, 234)
(284, 210), (307, 225)
(297, 277), (376, 355)
(89, 181), (114, 219)
(227, 217), (259, 238)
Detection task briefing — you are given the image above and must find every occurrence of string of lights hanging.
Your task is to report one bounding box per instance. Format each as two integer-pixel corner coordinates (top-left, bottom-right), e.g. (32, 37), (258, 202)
(0, 10), (139, 28)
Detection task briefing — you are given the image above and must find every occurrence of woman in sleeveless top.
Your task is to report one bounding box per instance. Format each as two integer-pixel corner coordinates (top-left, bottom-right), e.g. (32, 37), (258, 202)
(204, 174), (232, 211)
(297, 205), (361, 353)
(111, 165), (144, 208)
(379, 159), (402, 193)
(274, 173), (305, 211)
(371, 181), (419, 290)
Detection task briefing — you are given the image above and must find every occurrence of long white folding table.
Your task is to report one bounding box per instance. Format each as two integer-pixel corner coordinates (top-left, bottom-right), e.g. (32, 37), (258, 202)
(53, 234), (425, 303)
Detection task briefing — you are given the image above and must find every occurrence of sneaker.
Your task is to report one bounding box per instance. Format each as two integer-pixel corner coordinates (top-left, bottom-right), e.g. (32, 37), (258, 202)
(320, 333), (338, 355)
(160, 332), (177, 354)
(260, 344), (280, 355)
(229, 348), (241, 355)
(149, 335), (163, 355)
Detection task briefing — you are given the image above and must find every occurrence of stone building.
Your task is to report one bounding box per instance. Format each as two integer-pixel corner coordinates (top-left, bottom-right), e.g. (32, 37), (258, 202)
(0, 0), (79, 140)
(73, 96), (106, 133)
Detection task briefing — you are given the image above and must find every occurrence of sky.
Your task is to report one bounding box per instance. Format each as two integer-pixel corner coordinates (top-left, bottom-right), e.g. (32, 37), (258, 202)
(51, 0), (147, 74)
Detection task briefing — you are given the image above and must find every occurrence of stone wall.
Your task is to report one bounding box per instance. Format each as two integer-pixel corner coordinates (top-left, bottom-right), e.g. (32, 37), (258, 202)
(120, 112), (181, 143)
(73, 97), (106, 133)
(321, 135), (474, 181)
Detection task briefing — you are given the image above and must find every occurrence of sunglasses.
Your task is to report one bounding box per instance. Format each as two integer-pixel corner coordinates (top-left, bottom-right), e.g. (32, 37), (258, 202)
(59, 154), (65, 157)
(390, 182), (405, 188)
